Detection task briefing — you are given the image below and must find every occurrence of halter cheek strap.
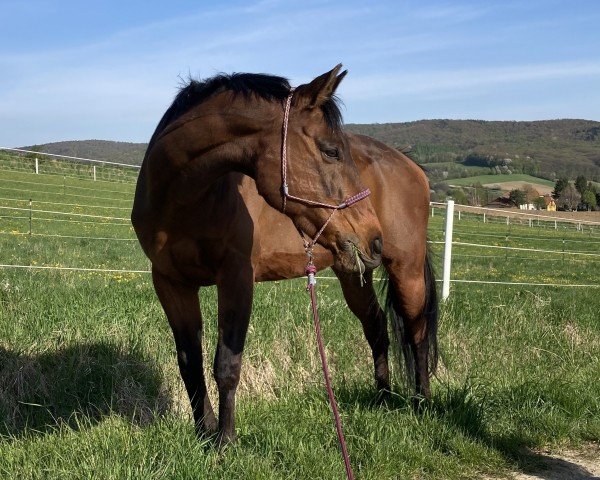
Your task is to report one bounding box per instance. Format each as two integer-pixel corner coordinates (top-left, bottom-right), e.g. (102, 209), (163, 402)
(280, 92), (371, 258)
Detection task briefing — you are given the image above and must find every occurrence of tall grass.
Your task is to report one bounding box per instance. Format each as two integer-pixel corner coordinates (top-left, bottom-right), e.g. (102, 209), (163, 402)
(0, 168), (598, 479)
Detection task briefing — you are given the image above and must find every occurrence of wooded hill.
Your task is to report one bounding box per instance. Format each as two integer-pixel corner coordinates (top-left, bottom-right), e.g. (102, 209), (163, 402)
(24, 119), (600, 181)
(346, 119), (600, 182)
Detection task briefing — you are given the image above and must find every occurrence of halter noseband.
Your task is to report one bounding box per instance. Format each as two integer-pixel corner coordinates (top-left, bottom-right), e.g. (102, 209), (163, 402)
(280, 91), (371, 261)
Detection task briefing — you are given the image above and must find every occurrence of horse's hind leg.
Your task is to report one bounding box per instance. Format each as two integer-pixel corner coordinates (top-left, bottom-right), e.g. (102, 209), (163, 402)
(334, 269), (390, 393)
(385, 254), (438, 402)
(152, 268), (217, 436)
(213, 258), (254, 445)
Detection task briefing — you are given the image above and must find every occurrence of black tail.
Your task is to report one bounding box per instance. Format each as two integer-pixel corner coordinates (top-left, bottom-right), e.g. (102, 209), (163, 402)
(381, 248), (439, 388)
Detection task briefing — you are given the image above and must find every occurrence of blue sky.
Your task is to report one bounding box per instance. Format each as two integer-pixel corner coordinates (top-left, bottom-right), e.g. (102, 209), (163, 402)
(1, 0), (599, 146)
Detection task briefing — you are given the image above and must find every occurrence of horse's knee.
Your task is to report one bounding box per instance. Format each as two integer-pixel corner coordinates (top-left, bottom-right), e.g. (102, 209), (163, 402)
(214, 354), (242, 391)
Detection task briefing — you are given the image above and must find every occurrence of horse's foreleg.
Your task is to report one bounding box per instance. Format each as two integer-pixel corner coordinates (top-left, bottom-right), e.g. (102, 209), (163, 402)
(214, 260), (254, 446)
(334, 269), (390, 393)
(152, 268), (217, 436)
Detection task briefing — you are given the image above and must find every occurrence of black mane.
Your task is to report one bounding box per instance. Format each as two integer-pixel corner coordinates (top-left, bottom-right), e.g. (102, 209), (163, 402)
(147, 72), (343, 151)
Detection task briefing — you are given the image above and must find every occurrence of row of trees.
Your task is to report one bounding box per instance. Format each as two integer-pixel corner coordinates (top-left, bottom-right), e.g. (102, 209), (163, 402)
(508, 185), (545, 209)
(462, 153), (543, 177)
(553, 175), (599, 211)
(430, 175), (600, 211)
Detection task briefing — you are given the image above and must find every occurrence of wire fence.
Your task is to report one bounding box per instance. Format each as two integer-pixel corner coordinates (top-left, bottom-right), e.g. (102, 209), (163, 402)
(430, 201), (600, 233)
(0, 147), (140, 184)
(1, 159), (599, 295)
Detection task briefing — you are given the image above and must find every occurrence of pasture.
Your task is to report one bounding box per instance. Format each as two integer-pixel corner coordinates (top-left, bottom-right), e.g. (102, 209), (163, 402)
(0, 161), (599, 479)
(447, 173), (555, 191)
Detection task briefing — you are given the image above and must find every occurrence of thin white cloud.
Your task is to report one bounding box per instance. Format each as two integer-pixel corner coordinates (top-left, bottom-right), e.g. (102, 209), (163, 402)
(411, 3), (493, 22)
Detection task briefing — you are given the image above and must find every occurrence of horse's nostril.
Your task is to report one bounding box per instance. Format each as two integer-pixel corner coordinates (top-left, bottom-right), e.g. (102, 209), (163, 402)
(371, 236), (383, 256)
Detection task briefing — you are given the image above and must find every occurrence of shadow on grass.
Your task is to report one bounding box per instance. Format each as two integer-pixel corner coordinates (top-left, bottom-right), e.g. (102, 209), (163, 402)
(0, 342), (171, 438)
(334, 381), (598, 480)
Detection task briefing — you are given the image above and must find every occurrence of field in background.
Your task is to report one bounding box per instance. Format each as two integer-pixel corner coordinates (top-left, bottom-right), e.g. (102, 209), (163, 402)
(447, 173), (555, 191)
(0, 157), (599, 479)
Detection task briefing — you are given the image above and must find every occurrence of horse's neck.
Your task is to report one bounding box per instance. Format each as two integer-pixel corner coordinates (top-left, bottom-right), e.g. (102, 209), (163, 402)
(148, 110), (268, 206)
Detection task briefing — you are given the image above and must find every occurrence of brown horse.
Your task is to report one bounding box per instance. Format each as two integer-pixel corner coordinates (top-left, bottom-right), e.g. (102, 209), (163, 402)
(132, 66), (387, 444)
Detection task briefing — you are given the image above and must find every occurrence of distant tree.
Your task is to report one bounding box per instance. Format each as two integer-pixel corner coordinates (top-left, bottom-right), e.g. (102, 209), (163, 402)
(582, 190), (597, 211)
(466, 182), (488, 206)
(559, 184), (578, 210)
(449, 188), (468, 205)
(575, 175), (587, 195)
(522, 184), (540, 203)
(533, 196), (546, 210)
(508, 189), (526, 207)
(553, 177), (569, 198)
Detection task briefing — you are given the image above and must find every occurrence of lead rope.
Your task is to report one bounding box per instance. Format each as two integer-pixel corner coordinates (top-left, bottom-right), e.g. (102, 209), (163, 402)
(281, 91), (372, 480)
(306, 264), (355, 480)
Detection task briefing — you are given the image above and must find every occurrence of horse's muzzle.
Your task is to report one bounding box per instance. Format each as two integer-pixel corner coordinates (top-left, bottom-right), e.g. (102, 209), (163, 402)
(340, 236), (382, 272)
(360, 238), (382, 270)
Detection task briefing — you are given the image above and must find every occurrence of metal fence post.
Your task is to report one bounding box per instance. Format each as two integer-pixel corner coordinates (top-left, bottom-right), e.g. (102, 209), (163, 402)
(29, 199), (32, 235)
(35, 157), (39, 174)
(93, 165), (96, 181)
(442, 200), (455, 301)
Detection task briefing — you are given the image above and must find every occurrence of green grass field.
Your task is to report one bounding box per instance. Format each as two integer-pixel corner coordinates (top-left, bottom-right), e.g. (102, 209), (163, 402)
(1, 162), (599, 479)
(447, 174), (555, 189)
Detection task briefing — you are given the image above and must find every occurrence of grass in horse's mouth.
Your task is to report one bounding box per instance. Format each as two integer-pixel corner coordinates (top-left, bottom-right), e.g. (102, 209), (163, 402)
(351, 243), (366, 287)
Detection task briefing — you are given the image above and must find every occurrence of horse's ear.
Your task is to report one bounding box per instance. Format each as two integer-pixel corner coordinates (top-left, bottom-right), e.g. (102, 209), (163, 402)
(294, 64), (347, 110)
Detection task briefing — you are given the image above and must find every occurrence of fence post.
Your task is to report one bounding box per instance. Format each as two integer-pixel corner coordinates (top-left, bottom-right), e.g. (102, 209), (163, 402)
(431, 207), (434, 217)
(458, 210), (461, 221)
(93, 165), (97, 181)
(483, 213), (486, 223)
(442, 200), (455, 301)
(35, 157), (39, 174)
(29, 199), (32, 235)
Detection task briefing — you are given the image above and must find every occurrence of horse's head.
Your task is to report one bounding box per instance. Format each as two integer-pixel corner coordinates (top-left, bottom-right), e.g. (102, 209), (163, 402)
(256, 65), (382, 273)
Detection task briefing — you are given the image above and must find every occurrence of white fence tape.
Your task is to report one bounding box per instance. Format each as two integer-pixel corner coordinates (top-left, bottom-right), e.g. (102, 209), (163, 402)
(452, 241), (600, 257)
(430, 201), (600, 226)
(0, 196), (132, 211)
(0, 205), (129, 221)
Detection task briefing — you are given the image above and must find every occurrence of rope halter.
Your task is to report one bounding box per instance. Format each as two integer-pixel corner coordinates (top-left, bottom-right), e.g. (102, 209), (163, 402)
(280, 91), (371, 261)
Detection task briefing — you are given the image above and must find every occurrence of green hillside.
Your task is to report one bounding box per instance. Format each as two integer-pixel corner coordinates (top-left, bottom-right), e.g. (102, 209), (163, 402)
(347, 119), (600, 181)
(23, 119), (600, 182)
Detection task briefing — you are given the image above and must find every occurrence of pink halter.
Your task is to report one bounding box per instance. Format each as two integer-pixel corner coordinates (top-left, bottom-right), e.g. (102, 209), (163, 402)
(280, 91), (371, 257)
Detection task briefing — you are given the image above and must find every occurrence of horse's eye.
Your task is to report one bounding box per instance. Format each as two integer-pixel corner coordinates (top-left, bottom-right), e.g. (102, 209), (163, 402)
(322, 147), (339, 159)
